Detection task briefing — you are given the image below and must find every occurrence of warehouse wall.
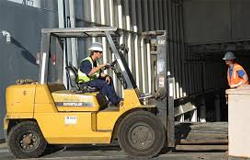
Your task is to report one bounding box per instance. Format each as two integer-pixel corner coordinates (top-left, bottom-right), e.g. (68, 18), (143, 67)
(183, 0), (250, 44)
(0, 0), (58, 141)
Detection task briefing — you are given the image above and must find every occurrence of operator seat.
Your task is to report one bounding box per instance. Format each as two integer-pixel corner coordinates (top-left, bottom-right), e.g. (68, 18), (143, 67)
(65, 65), (98, 93)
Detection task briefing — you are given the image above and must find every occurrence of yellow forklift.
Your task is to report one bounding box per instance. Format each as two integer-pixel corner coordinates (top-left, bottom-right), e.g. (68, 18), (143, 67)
(4, 27), (175, 158)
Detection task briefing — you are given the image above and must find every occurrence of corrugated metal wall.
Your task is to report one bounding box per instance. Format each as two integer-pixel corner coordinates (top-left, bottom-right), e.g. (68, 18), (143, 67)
(0, 0), (58, 140)
(73, 0), (188, 99)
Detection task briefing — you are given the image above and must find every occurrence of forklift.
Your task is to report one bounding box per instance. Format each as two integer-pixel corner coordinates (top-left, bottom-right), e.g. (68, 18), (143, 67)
(4, 27), (174, 159)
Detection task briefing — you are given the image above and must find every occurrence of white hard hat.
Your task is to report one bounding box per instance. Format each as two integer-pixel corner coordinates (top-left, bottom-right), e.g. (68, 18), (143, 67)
(223, 51), (236, 60)
(88, 42), (103, 52)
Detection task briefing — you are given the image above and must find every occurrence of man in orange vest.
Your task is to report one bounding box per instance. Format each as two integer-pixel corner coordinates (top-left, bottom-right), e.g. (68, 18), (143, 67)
(223, 51), (249, 88)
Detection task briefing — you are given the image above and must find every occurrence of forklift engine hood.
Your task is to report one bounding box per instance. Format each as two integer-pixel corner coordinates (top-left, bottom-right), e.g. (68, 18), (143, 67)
(5, 84), (36, 118)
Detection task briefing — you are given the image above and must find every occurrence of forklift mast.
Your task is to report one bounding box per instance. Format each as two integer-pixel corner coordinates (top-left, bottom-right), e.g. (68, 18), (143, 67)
(142, 31), (175, 147)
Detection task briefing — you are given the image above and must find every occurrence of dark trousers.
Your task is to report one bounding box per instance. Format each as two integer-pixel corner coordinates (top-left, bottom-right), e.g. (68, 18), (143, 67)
(87, 78), (122, 105)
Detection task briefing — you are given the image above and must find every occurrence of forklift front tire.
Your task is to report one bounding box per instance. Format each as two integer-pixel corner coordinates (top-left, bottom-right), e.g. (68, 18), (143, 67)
(118, 111), (166, 158)
(7, 121), (47, 159)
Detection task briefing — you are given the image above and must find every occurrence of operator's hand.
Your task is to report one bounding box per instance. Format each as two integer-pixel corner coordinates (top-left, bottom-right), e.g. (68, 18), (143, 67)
(100, 63), (110, 70)
(105, 75), (111, 84)
(104, 63), (111, 69)
(99, 64), (106, 69)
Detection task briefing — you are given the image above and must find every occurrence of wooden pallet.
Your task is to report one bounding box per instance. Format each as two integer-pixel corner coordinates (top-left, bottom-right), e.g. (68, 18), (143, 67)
(175, 122), (228, 151)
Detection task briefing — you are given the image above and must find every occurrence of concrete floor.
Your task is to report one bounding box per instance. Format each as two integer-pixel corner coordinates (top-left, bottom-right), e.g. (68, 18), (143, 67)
(0, 143), (228, 160)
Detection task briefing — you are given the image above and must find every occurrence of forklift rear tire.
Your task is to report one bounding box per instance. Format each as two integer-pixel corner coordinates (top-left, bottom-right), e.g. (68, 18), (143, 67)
(118, 110), (166, 158)
(7, 121), (47, 159)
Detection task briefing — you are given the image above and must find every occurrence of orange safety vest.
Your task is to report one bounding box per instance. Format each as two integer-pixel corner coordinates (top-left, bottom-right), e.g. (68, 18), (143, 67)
(227, 63), (249, 88)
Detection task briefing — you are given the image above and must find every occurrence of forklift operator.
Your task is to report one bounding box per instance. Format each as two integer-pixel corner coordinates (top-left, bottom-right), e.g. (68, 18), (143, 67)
(78, 42), (124, 107)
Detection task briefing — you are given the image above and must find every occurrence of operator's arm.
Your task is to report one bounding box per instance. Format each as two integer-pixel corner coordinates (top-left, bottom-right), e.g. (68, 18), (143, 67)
(80, 60), (110, 83)
(242, 74), (248, 83)
(80, 60), (106, 76)
(88, 64), (105, 76)
(237, 70), (248, 88)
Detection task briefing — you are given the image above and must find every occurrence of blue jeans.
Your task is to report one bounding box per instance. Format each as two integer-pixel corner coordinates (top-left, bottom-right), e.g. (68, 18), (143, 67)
(87, 78), (122, 105)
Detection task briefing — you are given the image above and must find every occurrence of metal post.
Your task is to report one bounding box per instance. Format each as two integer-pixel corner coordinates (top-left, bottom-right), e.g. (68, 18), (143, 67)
(64, 0), (72, 64)
(69, 0), (78, 68)
(142, 0), (149, 31)
(179, 1), (186, 97)
(158, 0), (163, 29)
(147, 42), (152, 93)
(90, 0), (96, 23)
(148, 0), (154, 30)
(57, 0), (67, 87)
(90, 0), (96, 43)
(127, 33), (132, 70)
(167, 0), (175, 98)
(102, 38), (108, 73)
(109, 0), (117, 90)
(100, 0), (108, 74)
(141, 38), (146, 93)
(168, 77), (175, 147)
(58, 0), (65, 28)
(136, 0), (143, 31)
(117, 0), (124, 95)
(117, 0), (123, 29)
(215, 93), (221, 121)
(154, 0), (159, 30)
(200, 97), (206, 122)
(176, 2), (183, 98)
(131, 0), (140, 88)
(172, 1), (179, 99)
(55, 38), (64, 83)
(40, 52), (49, 84)
(109, 0), (114, 26)
(112, 53), (117, 90)
(190, 106), (198, 122)
(176, 106), (185, 122)
(124, 0), (132, 70)
(39, 33), (50, 84)
(134, 36), (140, 88)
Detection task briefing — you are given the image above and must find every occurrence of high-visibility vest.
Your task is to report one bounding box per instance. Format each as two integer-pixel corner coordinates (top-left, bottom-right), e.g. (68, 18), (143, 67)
(227, 63), (249, 88)
(78, 57), (100, 83)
